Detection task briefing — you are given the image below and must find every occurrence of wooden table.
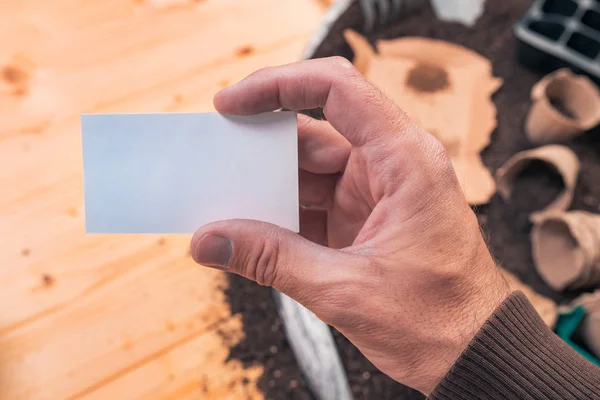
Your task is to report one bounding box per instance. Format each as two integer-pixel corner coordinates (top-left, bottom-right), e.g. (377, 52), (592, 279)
(0, 1), (325, 398)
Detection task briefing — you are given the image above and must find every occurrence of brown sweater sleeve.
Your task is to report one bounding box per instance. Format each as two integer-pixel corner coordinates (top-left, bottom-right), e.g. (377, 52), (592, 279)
(430, 292), (600, 399)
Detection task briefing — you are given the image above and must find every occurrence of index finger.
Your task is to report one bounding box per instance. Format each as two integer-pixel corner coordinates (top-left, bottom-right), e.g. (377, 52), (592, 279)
(213, 57), (408, 146)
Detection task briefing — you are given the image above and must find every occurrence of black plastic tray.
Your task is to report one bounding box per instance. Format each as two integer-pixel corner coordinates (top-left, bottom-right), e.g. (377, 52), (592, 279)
(514, 0), (600, 82)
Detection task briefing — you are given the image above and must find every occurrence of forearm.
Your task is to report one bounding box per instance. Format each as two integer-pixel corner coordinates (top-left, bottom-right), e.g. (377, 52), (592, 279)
(430, 292), (600, 399)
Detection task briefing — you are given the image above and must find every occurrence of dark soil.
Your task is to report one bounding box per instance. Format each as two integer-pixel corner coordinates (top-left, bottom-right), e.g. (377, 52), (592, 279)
(226, 276), (314, 400)
(225, 1), (600, 399)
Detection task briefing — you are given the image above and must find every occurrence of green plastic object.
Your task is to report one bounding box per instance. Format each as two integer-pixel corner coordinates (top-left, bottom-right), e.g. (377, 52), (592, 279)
(555, 305), (600, 366)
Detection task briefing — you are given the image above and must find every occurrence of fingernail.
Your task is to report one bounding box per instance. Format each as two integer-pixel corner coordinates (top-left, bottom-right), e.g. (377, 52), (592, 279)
(193, 234), (232, 269)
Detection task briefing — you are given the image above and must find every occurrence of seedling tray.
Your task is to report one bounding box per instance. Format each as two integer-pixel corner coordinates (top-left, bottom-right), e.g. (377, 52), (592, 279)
(514, 0), (600, 82)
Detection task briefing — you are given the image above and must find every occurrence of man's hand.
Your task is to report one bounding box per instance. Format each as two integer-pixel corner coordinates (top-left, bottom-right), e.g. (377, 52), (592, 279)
(190, 57), (509, 394)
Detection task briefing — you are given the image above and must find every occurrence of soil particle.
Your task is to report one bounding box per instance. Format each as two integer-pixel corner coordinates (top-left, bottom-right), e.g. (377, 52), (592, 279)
(42, 274), (55, 288)
(1, 65), (28, 85)
(235, 45), (255, 58)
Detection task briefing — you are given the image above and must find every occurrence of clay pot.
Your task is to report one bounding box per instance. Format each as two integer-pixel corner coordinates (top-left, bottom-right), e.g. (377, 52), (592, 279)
(526, 69), (600, 144)
(495, 145), (580, 223)
(531, 211), (600, 291)
(569, 291), (600, 359)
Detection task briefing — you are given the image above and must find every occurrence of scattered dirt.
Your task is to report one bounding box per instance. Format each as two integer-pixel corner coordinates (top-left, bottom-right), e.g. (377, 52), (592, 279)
(18, 123), (48, 136)
(226, 275), (313, 400)
(227, 1), (600, 399)
(0, 55), (35, 98)
(1, 65), (28, 85)
(406, 64), (449, 93)
(235, 45), (255, 58)
(315, 0), (334, 9)
(1, 64), (30, 97)
(42, 274), (55, 288)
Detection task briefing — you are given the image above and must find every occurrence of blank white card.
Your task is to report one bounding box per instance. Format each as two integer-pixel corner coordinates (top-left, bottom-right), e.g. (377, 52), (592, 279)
(81, 112), (299, 233)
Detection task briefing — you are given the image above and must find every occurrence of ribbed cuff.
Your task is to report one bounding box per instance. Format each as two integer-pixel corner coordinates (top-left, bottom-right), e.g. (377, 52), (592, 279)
(430, 291), (600, 400)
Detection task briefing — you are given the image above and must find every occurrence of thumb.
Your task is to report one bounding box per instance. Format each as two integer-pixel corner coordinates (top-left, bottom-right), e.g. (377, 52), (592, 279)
(190, 219), (359, 305)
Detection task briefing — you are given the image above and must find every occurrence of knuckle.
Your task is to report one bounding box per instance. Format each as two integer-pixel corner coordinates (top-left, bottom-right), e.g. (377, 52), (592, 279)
(380, 128), (456, 194)
(364, 85), (408, 133)
(328, 57), (364, 83)
(390, 107), (415, 134)
(243, 233), (281, 287)
(426, 135), (452, 171)
(425, 137), (461, 191)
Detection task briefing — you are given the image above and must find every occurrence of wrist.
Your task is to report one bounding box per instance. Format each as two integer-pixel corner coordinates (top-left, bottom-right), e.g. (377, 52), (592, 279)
(410, 253), (510, 394)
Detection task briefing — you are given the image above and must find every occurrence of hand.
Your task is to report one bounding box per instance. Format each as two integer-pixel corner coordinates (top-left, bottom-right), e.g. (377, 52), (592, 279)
(190, 57), (510, 394)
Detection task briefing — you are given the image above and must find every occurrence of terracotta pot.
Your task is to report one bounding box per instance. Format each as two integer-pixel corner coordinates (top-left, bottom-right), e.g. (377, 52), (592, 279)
(526, 69), (600, 144)
(569, 291), (600, 359)
(531, 211), (600, 291)
(495, 145), (580, 223)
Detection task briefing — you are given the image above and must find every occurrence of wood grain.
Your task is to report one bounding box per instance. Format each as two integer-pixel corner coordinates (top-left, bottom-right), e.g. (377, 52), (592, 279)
(0, 0), (324, 398)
